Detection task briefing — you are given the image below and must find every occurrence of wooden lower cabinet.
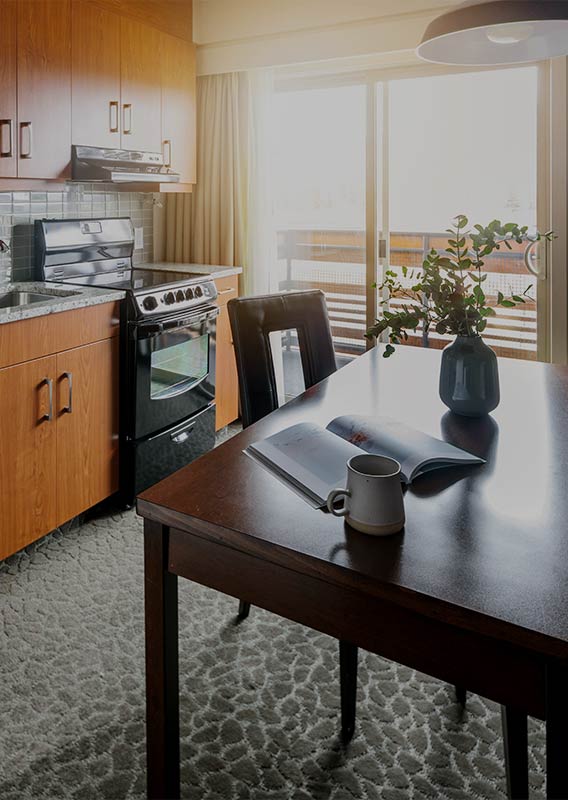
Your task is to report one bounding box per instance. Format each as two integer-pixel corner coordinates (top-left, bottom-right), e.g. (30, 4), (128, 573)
(0, 304), (119, 561)
(215, 275), (239, 430)
(56, 337), (119, 526)
(0, 355), (58, 560)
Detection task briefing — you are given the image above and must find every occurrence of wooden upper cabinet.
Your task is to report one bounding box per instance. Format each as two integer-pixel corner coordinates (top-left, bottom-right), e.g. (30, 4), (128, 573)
(120, 16), (162, 153)
(161, 34), (196, 183)
(0, 1), (17, 178)
(71, 1), (121, 148)
(0, 355), (58, 561)
(17, 0), (71, 179)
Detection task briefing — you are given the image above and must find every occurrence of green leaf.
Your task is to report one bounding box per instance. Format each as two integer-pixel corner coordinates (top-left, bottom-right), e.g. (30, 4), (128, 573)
(383, 344), (395, 358)
(473, 285), (486, 305)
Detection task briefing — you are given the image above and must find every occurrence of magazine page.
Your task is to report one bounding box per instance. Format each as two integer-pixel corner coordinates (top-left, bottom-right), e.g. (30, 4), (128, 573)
(246, 422), (362, 507)
(326, 415), (484, 483)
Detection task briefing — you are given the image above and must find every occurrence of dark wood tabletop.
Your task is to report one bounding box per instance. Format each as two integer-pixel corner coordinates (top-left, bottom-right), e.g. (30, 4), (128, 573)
(138, 344), (568, 799)
(139, 345), (568, 659)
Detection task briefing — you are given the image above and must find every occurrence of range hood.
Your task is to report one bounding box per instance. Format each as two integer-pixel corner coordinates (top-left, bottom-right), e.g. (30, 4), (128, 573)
(71, 145), (180, 184)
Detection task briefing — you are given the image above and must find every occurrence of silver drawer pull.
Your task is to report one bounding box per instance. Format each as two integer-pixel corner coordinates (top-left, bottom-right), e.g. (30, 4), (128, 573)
(123, 103), (133, 135)
(163, 139), (172, 168)
(0, 119), (13, 158)
(41, 377), (53, 422)
(171, 423), (195, 444)
(109, 101), (119, 133)
(61, 371), (73, 414)
(20, 122), (32, 159)
(218, 287), (235, 296)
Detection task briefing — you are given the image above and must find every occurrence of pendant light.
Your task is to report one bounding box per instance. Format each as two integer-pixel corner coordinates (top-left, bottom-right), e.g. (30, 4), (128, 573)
(417, 1), (568, 65)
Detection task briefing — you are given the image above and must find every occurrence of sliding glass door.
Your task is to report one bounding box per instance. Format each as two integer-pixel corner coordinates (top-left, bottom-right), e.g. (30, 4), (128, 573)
(272, 85), (367, 396)
(269, 61), (549, 396)
(386, 66), (541, 360)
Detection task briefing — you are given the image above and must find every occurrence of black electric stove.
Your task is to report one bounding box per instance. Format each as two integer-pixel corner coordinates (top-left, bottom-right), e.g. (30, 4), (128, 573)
(35, 217), (220, 504)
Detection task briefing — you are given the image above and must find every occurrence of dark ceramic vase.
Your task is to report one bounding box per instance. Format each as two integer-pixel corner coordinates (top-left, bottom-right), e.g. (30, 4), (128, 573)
(439, 335), (500, 417)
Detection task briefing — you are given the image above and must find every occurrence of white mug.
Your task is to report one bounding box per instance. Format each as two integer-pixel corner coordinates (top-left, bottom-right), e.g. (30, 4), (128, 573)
(327, 454), (405, 536)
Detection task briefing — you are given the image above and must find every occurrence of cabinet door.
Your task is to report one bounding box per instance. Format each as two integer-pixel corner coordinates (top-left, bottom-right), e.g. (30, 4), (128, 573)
(17, 0), (71, 179)
(215, 278), (240, 430)
(0, 0), (17, 178)
(0, 356), (57, 560)
(55, 337), (119, 526)
(120, 16), (162, 152)
(161, 34), (196, 183)
(71, 1), (121, 148)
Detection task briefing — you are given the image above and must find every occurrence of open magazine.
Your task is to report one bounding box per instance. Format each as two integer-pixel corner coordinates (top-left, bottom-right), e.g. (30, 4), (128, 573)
(245, 415), (485, 508)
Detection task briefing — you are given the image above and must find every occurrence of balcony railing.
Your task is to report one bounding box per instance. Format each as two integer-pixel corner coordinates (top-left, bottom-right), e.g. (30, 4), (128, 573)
(277, 228), (537, 360)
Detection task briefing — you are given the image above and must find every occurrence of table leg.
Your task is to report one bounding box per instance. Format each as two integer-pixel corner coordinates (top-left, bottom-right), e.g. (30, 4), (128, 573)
(144, 520), (180, 800)
(339, 641), (358, 742)
(546, 661), (568, 800)
(501, 705), (528, 799)
(455, 685), (467, 707)
(237, 600), (251, 621)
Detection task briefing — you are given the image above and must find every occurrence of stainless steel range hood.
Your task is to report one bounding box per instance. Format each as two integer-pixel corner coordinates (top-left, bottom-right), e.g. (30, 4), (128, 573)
(71, 145), (180, 184)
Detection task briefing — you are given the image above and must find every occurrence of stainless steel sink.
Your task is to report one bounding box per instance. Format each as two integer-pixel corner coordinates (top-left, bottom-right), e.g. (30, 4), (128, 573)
(0, 291), (59, 309)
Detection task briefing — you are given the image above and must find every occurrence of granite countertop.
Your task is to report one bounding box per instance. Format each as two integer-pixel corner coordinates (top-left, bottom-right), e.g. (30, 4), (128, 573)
(0, 282), (125, 326)
(146, 262), (242, 280)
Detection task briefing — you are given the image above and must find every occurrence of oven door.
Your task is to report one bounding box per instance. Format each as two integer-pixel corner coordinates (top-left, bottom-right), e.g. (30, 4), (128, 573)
(130, 305), (218, 440)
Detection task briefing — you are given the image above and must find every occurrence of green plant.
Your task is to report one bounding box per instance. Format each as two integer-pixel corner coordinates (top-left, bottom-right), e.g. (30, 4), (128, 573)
(366, 215), (555, 357)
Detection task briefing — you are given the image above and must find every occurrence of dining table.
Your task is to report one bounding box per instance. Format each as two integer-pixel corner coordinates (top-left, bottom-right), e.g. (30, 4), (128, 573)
(137, 344), (568, 800)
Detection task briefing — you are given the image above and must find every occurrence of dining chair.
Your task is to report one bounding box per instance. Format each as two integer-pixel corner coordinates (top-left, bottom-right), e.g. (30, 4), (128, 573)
(227, 291), (528, 796)
(228, 289), (359, 738)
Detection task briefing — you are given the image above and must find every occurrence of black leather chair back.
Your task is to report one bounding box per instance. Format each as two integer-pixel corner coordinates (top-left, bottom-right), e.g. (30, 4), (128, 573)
(228, 290), (337, 428)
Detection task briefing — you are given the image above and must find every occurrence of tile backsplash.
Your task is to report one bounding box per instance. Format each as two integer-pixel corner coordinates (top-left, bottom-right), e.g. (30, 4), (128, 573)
(0, 184), (156, 285)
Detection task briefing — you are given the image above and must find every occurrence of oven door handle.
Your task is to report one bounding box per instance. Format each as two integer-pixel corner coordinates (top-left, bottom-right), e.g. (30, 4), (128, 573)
(134, 305), (219, 337)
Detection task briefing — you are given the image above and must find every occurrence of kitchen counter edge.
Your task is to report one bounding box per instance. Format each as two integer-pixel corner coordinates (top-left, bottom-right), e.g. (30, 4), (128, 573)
(0, 283), (125, 326)
(146, 262), (242, 280)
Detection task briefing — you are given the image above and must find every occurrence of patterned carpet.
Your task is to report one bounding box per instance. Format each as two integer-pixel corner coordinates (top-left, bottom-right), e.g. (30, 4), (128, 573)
(0, 457), (547, 799)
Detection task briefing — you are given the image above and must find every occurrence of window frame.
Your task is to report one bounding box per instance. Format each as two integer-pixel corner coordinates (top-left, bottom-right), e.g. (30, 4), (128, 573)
(274, 58), (565, 363)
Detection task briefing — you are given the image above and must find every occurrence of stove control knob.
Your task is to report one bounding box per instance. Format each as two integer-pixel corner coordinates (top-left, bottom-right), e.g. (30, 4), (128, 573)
(143, 295), (158, 311)
(175, 290), (185, 303)
(194, 285), (203, 298)
(185, 287), (194, 300)
(163, 292), (175, 305)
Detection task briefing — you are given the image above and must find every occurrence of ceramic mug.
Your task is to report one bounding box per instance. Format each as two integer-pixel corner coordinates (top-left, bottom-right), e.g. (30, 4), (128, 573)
(326, 454), (405, 536)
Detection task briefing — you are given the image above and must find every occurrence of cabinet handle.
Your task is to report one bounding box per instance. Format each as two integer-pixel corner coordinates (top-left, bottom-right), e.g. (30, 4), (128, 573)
(218, 287), (236, 296)
(41, 377), (53, 422)
(109, 101), (119, 134)
(19, 122), (32, 159)
(61, 371), (73, 414)
(123, 103), (133, 135)
(163, 139), (172, 168)
(0, 119), (13, 158)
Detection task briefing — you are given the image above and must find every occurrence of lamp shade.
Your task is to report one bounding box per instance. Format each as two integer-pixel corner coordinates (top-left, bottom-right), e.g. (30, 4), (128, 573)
(417, 1), (568, 65)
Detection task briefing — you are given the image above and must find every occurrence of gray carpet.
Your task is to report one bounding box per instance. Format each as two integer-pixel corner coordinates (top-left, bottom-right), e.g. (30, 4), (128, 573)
(0, 472), (547, 798)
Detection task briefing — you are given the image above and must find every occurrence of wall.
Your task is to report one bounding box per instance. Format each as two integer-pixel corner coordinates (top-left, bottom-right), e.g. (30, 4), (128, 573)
(0, 185), (155, 286)
(194, 0), (456, 74)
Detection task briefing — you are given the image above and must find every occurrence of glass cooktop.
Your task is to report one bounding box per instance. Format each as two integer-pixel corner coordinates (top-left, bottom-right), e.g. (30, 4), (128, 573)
(127, 269), (208, 290)
(67, 269), (208, 291)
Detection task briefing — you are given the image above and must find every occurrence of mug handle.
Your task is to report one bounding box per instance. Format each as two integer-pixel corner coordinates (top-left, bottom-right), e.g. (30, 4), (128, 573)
(327, 488), (351, 517)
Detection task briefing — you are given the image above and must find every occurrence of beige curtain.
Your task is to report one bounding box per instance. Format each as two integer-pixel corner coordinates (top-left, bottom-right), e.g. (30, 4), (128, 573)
(161, 73), (249, 269)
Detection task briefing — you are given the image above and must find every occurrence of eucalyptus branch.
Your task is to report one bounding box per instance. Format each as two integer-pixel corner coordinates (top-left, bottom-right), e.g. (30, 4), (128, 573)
(367, 215), (555, 356)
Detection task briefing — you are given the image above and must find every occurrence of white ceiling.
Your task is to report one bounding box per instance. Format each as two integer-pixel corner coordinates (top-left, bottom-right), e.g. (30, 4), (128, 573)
(194, 0), (458, 45)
